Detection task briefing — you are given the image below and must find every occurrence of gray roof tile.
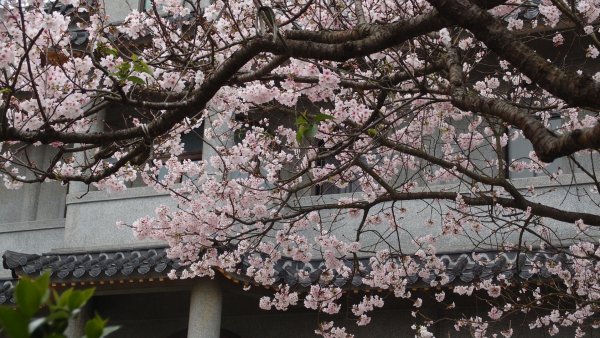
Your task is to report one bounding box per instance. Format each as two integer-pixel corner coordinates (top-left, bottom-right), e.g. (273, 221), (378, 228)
(0, 280), (15, 305)
(3, 248), (179, 282)
(0, 248), (573, 304)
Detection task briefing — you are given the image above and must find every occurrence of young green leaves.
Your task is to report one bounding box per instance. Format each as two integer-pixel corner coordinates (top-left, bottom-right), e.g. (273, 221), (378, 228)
(104, 52), (152, 86)
(0, 273), (117, 338)
(296, 112), (334, 143)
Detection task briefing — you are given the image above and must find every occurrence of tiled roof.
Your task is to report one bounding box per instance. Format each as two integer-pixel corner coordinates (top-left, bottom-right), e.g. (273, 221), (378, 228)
(43, 1), (91, 49)
(0, 280), (15, 305)
(3, 248), (566, 293)
(0, 248), (569, 304)
(240, 250), (566, 289)
(3, 248), (183, 283)
(506, 0), (541, 20)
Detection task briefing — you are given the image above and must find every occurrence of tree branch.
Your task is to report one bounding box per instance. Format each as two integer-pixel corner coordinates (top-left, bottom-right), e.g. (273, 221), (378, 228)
(428, 0), (600, 109)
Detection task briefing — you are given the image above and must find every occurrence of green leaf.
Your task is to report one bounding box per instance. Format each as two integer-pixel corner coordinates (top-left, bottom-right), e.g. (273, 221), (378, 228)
(130, 52), (152, 75)
(296, 125), (307, 143)
(133, 60), (152, 75)
(98, 43), (118, 57)
(295, 114), (309, 127)
(127, 76), (145, 85)
(0, 277), (106, 338)
(0, 87), (11, 94)
(45, 309), (70, 325)
(367, 128), (378, 137)
(306, 124), (318, 139)
(68, 288), (95, 312)
(84, 315), (107, 338)
(120, 63), (131, 73)
(48, 315), (69, 336)
(54, 288), (73, 309)
(142, 63), (152, 75)
(0, 307), (29, 338)
(14, 274), (49, 317)
(33, 273), (51, 297)
(114, 62), (132, 80)
(313, 113), (334, 122)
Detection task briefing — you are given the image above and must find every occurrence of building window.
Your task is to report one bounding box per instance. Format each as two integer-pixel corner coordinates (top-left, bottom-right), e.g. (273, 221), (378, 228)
(178, 126), (204, 162)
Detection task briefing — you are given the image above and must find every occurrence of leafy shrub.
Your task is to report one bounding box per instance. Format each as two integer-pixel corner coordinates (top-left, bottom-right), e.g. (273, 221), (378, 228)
(0, 273), (117, 338)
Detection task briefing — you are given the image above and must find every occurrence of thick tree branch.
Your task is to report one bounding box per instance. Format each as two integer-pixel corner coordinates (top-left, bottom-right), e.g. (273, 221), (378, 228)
(444, 48), (600, 162)
(233, 55), (290, 83)
(256, 60), (445, 89)
(453, 93), (600, 162)
(271, 15), (445, 61)
(428, 0), (600, 109)
(289, 191), (600, 226)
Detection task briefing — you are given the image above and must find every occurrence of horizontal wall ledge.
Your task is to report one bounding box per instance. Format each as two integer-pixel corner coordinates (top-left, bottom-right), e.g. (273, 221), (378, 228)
(67, 186), (169, 205)
(0, 218), (65, 234)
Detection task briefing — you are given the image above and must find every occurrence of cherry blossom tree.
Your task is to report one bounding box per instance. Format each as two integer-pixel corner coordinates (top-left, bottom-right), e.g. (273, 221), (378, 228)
(2, 0), (600, 336)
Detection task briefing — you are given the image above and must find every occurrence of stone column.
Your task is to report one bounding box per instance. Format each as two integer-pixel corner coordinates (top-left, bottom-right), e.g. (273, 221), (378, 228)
(187, 279), (223, 338)
(64, 302), (90, 338)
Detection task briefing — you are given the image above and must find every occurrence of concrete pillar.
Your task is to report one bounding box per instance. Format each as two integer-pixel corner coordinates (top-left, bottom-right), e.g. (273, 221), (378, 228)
(187, 279), (223, 338)
(64, 302), (90, 338)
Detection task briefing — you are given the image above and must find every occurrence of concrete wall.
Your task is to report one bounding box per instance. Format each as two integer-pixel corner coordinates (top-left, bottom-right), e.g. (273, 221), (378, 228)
(102, 0), (141, 22)
(0, 219), (65, 278)
(285, 173), (600, 258)
(54, 170), (600, 256)
(0, 146), (67, 223)
(0, 145), (596, 271)
(63, 186), (170, 249)
(0, 146), (67, 277)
